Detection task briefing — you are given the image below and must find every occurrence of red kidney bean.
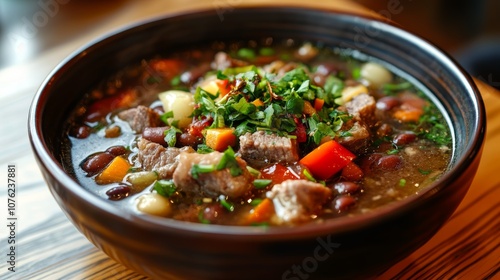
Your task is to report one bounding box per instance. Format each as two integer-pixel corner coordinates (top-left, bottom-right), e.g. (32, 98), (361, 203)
(106, 185), (131, 201)
(376, 96), (401, 111)
(393, 132), (417, 146)
(81, 152), (115, 174)
(341, 162), (364, 181)
(142, 126), (168, 146)
(333, 195), (356, 212)
(359, 153), (384, 174)
(69, 125), (91, 139)
(375, 142), (395, 153)
(333, 182), (361, 195)
(376, 155), (403, 171)
(178, 132), (202, 148)
(202, 203), (225, 223)
(312, 73), (326, 87)
(105, 145), (128, 156)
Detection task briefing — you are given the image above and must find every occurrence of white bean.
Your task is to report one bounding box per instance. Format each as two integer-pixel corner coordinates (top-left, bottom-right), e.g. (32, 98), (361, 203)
(136, 193), (172, 217)
(360, 62), (393, 89)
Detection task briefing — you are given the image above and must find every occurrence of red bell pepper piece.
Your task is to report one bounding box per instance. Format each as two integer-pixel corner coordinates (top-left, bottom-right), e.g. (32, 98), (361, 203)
(215, 79), (231, 96)
(260, 163), (301, 185)
(299, 140), (355, 180)
(85, 90), (136, 122)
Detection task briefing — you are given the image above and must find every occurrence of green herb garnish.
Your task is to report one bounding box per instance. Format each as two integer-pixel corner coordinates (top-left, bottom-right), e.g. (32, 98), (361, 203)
(399, 178), (407, 187)
(302, 169), (317, 182)
(190, 147), (242, 179)
(153, 179), (177, 197)
(190, 164), (216, 179)
(418, 168), (432, 175)
(164, 127), (181, 147)
(219, 195), (234, 212)
(253, 179), (272, 189)
(412, 104), (452, 146)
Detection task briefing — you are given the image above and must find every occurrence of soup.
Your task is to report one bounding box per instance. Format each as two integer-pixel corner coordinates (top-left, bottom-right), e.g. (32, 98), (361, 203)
(64, 40), (452, 226)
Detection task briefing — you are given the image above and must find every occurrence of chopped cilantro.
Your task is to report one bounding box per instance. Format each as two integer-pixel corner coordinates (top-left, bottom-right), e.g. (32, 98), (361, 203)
(160, 111), (174, 125)
(216, 147), (243, 177)
(412, 104), (452, 146)
(164, 127), (181, 147)
(196, 144), (214, 154)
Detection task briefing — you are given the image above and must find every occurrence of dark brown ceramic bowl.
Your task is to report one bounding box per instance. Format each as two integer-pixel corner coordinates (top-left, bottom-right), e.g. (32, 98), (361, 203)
(28, 6), (485, 280)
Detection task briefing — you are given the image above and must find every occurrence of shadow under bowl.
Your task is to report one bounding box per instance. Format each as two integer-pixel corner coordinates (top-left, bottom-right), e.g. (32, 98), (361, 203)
(28, 6), (485, 280)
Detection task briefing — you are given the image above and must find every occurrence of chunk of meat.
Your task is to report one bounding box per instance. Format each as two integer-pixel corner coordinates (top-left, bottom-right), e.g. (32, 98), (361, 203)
(336, 121), (371, 153)
(344, 93), (376, 125)
(266, 179), (332, 224)
(211, 52), (248, 71)
(263, 61), (301, 79)
(238, 131), (299, 167)
(336, 93), (377, 153)
(137, 138), (194, 179)
(118, 105), (162, 133)
(173, 151), (254, 198)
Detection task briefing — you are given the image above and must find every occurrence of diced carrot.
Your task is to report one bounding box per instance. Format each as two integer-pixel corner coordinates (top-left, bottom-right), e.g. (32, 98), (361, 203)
(245, 198), (275, 225)
(393, 109), (423, 122)
(302, 100), (316, 116)
(96, 156), (131, 184)
(251, 98), (265, 107)
(299, 140), (356, 180)
(205, 128), (237, 152)
(313, 98), (325, 111)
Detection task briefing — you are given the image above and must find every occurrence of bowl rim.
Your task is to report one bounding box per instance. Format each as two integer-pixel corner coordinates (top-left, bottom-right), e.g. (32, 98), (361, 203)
(28, 5), (486, 240)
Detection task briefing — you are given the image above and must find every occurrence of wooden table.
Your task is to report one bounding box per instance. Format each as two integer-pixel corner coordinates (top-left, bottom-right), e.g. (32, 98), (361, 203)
(0, 1), (498, 279)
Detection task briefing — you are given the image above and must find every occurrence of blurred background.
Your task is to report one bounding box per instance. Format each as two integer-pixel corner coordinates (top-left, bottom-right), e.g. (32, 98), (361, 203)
(0, 0), (499, 89)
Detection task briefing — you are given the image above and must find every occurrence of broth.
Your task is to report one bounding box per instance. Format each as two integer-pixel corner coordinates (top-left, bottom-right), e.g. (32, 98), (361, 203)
(63, 40), (452, 226)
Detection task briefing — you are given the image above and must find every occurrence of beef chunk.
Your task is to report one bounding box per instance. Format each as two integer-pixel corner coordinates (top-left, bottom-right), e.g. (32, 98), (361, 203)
(137, 138), (194, 179)
(344, 93), (376, 125)
(336, 121), (371, 153)
(238, 131), (299, 167)
(263, 61), (301, 79)
(266, 180), (332, 224)
(172, 151), (254, 198)
(211, 52), (248, 71)
(118, 105), (162, 133)
(335, 93), (377, 153)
